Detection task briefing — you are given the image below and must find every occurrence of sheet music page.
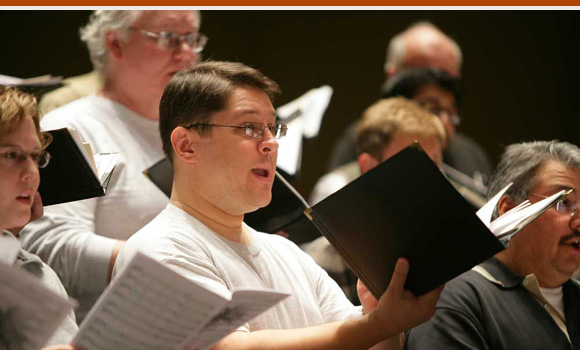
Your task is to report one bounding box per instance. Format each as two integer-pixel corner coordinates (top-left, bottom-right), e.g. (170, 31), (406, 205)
(490, 189), (567, 240)
(0, 236), (20, 265)
(0, 262), (75, 350)
(93, 153), (120, 185)
(276, 117), (303, 176)
(73, 252), (231, 350)
(66, 128), (99, 178)
(184, 289), (289, 350)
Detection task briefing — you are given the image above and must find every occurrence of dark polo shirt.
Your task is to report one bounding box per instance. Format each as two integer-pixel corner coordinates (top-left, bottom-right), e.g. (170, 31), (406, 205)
(406, 257), (580, 350)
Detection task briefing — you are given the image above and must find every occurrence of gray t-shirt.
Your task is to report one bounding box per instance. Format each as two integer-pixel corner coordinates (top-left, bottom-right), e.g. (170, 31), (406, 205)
(115, 204), (361, 332)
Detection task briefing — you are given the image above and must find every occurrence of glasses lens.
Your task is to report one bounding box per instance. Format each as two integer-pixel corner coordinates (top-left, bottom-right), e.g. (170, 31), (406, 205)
(194, 34), (208, 53)
(244, 124), (260, 138)
(158, 31), (178, 50)
(271, 124), (288, 139)
(38, 151), (50, 169)
(557, 198), (578, 215)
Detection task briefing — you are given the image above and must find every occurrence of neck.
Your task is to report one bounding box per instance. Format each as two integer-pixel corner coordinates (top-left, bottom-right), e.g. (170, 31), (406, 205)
(170, 176), (250, 244)
(100, 75), (160, 121)
(495, 250), (567, 288)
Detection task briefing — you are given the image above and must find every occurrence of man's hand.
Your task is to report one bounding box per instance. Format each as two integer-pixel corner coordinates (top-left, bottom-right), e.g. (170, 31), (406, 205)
(8, 191), (44, 236)
(368, 258), (443, 338)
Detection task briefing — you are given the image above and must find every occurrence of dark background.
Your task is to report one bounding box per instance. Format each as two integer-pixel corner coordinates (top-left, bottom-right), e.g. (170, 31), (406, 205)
(1, 10), (578, 199)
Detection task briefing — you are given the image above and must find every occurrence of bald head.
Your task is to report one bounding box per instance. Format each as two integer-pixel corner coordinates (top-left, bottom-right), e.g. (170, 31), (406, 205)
(385, 22), (462, 79)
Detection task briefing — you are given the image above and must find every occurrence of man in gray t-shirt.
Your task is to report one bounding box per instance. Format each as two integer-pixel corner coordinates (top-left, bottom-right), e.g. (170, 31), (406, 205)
(117, 61), (443, 350)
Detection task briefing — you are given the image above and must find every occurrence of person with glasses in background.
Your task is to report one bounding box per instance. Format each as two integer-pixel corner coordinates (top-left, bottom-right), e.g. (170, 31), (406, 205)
(327, 23), (492, 185)
(0, 86), (79, 350)
(310, 68), (486, 208)
(406, 141), (580, 350)
(115, 61), (443, 350)
(20, 10), (206, 322)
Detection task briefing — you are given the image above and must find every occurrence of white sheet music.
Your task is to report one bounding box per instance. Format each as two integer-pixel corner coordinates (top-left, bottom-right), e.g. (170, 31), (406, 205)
(276, 85), (333, 176)
(0, 262), (75, 350)
(74, 252), (288, 350)
(185, 290), (289, 350)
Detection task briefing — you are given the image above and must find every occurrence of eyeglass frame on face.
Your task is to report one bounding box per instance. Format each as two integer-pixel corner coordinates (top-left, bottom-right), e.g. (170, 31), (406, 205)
(417, 98), (461, 127)
(530, 190), (579, 216)
(0, 149), (51, 169)
(184, 122), (288, 139)
(129, 27), (208, 53)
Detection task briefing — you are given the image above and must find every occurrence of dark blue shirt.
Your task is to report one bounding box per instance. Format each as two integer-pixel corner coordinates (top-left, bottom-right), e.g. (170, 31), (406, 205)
(406, 257), (580, 350)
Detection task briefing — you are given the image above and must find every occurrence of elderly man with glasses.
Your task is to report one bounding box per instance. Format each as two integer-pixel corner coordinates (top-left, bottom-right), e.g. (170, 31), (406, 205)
(20, 10), (206, 322)
(406, 140), (580, 350)
(114, 61), (443, 350)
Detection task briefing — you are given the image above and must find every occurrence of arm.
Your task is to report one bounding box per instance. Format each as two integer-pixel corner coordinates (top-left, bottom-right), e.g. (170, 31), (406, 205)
(19, 197), (119, 298)
(212, 258), (442, 350)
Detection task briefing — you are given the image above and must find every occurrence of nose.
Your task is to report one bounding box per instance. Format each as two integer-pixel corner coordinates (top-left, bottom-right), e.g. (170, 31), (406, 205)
(21, 157), (40, 185)
(174, 40), (197, 65)
(258, 128), (279, 155)
(570, 208), (580, 230)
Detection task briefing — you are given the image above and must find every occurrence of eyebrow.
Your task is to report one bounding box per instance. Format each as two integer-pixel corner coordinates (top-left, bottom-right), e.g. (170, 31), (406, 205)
(232, 109), (277, 123)
(545, 184), (575, 195)
(0, 143), (41, 151)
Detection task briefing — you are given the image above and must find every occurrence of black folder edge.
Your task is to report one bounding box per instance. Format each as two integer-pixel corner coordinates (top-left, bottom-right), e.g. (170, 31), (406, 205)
(39, 128), (107, 206)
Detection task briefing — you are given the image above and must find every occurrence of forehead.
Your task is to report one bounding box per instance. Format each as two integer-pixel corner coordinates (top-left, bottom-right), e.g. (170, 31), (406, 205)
(532, 161), (580, 195)
(135, 10), (198, 30)
(214, 87), (276, 123)
(0, 117), (41, 149)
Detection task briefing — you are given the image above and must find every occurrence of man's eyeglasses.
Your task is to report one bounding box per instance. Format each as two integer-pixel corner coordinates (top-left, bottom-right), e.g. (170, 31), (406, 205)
(417, 98), (461, 126)
(129, 27), (208, 53)
(0, 150), (51, 169)
(530, 192), (579, 216)
(185, 122), (288, 139)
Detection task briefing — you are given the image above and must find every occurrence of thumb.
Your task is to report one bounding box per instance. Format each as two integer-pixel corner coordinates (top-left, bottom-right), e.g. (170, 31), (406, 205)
(387, 257), (410, 298)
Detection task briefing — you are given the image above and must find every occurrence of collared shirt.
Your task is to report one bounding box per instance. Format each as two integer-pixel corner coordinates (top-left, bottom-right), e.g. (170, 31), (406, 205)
(406, 257), (580, 350)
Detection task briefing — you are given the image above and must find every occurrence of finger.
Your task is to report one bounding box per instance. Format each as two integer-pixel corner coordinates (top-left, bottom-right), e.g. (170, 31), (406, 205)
(35, 191), (43, 206)
(387, 257), (410, 298)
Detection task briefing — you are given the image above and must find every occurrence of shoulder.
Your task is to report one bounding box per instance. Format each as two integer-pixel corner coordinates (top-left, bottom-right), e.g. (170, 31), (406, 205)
(437, 269), (493, 310)
(310, 166), (356, 204)
(41, 95), (104, 129)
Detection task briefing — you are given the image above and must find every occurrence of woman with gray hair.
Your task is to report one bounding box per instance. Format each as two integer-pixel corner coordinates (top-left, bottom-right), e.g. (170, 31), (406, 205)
(20, 10), (206, 322)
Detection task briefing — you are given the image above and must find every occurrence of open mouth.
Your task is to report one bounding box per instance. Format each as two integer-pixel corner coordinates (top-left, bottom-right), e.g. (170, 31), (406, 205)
(16, 194), (32, 205)
(251, 168), (270, 178)
(567, 240), (580, 250)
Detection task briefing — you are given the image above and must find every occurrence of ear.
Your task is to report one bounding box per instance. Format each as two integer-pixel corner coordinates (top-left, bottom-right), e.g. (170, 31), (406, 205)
(497, 195), (516, 216)
(171, 127), (197, 164)
(358, 152), (380, 174)
(105, 30), (125, 61)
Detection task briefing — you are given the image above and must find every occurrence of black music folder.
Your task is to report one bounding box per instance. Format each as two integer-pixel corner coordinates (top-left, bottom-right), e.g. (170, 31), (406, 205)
(39, 128), (118, 206)
(304, 144), (505, 298)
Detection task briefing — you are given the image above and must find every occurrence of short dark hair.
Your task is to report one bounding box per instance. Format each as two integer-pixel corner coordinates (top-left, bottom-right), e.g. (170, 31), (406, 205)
(159, 61), (281, 160)
(488, 141), (580, 207)
(381, 67), (461, 107)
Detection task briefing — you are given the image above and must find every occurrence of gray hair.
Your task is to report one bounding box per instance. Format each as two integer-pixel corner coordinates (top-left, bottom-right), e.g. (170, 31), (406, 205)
(80, 10), (201, 75)
(385, 21), (463, 75)
(488, 141), (580, 206)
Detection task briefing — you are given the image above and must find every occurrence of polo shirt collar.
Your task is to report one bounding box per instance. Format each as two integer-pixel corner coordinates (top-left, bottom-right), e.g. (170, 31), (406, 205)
(478, 257), (524, 288)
